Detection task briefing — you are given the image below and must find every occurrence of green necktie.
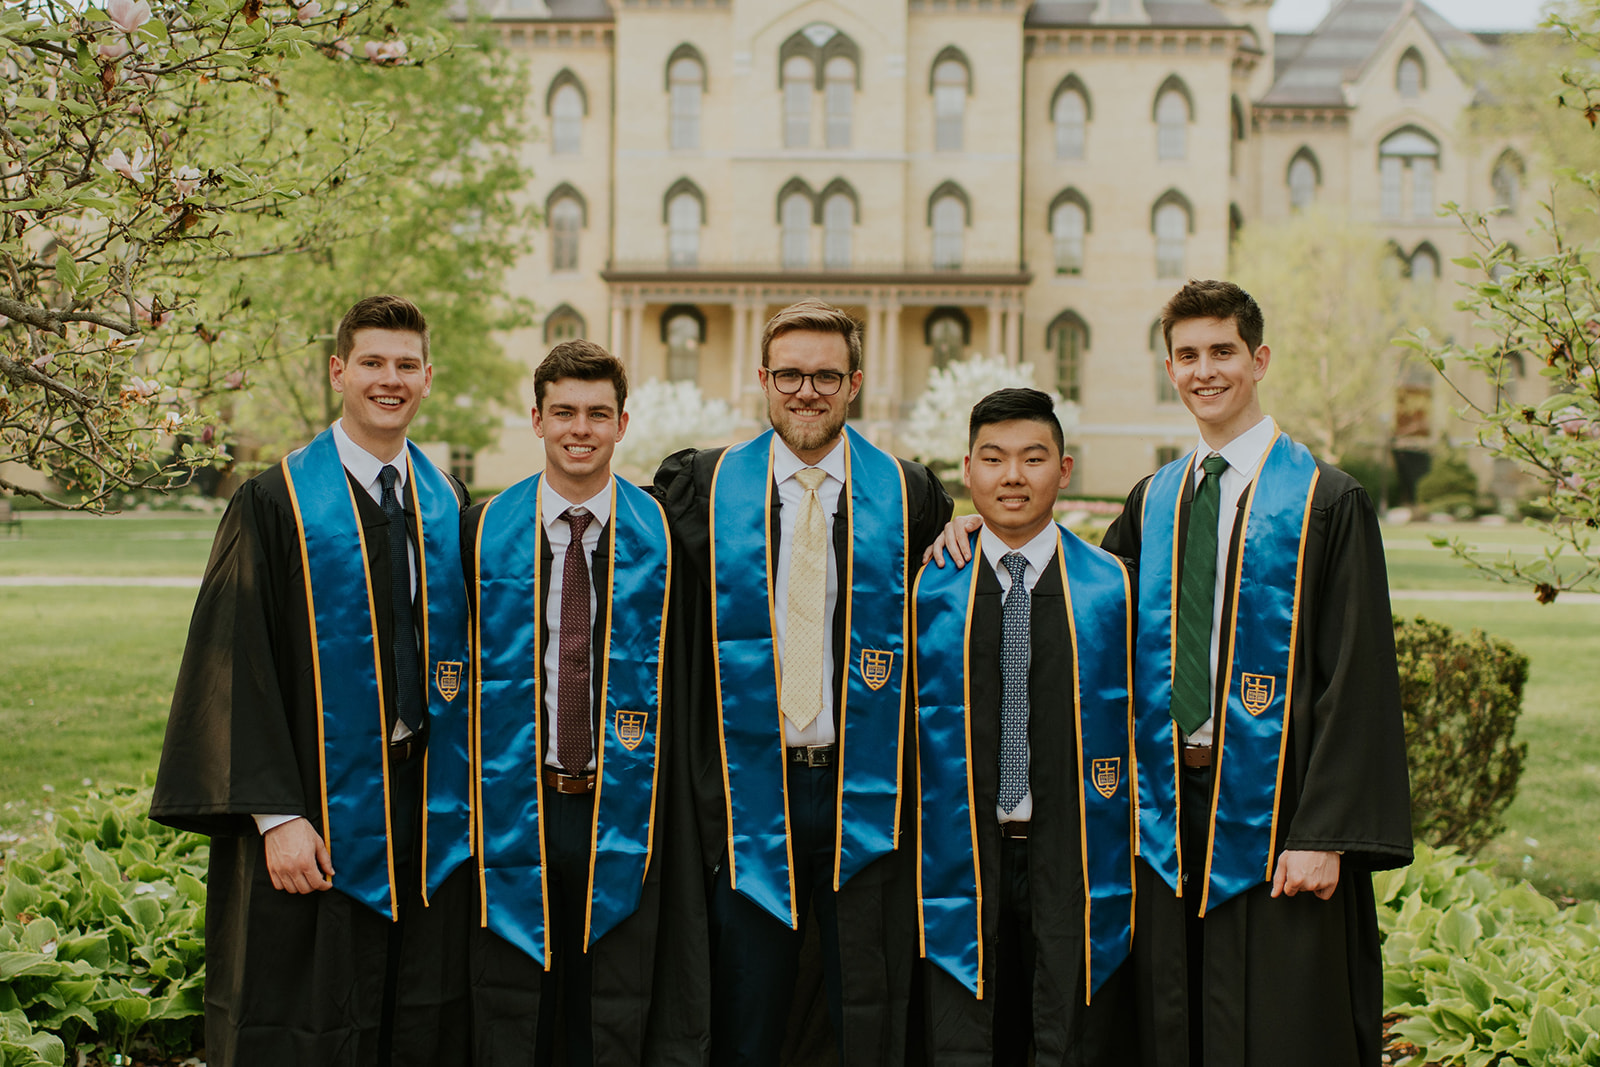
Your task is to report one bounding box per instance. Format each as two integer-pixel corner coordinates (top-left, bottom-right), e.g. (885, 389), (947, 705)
(1171, 454), (1230, 736)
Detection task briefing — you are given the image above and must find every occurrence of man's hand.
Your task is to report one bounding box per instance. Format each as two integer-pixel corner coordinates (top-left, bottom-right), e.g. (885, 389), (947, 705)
(264, 818), (335, 894)
(1270, 849), (1340, 900)
(922, 514), (985, 567)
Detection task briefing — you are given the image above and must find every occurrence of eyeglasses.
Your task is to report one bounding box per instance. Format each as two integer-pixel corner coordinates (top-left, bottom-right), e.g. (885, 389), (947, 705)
(767, 369), (848, 395)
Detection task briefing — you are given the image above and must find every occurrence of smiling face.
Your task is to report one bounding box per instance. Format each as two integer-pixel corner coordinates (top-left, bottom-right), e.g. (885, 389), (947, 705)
(963, 418), (1073, 549)
(532, 376), (628, 502)
(1166, 315), (1271, 449)
(760, 328), (862, 464)
(329, 327), (432, 459)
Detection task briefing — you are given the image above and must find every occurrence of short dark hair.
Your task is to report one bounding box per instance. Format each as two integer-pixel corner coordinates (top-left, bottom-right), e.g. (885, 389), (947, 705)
(968, 388), (1065, 457)
(534, 339), (629, 412)
(760, 300), (863, 373)
(336, 295), (429, 361)
(1159, 280), (1265, 355)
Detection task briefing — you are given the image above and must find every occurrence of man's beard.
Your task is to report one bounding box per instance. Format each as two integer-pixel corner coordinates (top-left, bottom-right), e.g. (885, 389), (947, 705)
(770, 400), (847, 455)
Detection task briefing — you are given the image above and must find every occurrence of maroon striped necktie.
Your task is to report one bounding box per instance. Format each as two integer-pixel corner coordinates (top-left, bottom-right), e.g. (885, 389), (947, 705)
(557, 507), (594, 774)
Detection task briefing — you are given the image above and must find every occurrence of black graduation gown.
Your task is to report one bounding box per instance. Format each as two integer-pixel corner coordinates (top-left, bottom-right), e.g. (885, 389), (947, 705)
(652, 444), (954, 1067)
(1101, 462), (1413, 1067)
(920, 552), (1133, 1067)
(460, 499), (701, 1067)
(149, 462), (474, 1067)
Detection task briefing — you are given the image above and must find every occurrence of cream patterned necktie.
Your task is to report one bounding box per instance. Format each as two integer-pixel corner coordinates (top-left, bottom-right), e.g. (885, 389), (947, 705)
(782, 467), (829, 731)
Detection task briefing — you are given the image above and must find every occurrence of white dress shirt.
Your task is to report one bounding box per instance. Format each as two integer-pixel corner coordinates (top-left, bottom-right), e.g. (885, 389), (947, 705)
(1186, 415), (1276, 746)
(255, 421), (417, 834)
(979, 522), (1060, 824)
(772, 436), (847, 747)
(540, 477), (612, 771)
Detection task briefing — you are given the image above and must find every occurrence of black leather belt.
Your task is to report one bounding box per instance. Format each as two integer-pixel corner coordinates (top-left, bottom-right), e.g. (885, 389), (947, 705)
(389, 738), (422, 762)
(787, 744), (836, 768)
(542, 767), (597, 794)
(1000, 821), (1030, 840)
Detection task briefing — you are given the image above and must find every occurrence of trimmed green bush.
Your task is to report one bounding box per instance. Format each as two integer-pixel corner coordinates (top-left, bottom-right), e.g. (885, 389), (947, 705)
(1382, 844), (1600, 1066)
(1395, 615), (1529, 855)
(0, 786), (207, 1066)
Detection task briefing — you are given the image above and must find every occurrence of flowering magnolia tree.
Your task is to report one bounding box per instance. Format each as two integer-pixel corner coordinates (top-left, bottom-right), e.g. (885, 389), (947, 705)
(1401, 5), (1600, 602)
(611, 378), (739, 482)
(901, 354), (1079, 473)
(0, 0), (528, 507)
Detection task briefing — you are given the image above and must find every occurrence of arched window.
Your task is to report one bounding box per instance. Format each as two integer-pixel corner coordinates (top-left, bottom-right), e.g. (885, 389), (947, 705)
(1049, 189), (1089, 275)
(1052, 77), (1089, 161)
(1154, 78), (1191, 161)
(932, 51), (970, 152)
(930, 188), (967, 270)
(926, 307), (969, 368)
(663, 306), (705, 383)
(1047, 311), (1088, 403)
(550, 83), (583, 155)
(1152, 191), (1191, 279)
(783, 56), (812, 148)
(548, 194), (583, 272)
(1151, 319), (1178, 403)
(1379, 127), (1441, 220)
(1491, 150), (1523, 212)
(781, 191), (811, 268)
(1288, 147), (1319, 210)
(668, 49), (705, 151)
(1410, 242), (1439, 286)
(544, 304), (586, 344)
(1397, 48), (1424, 98)
(823, 191), (853, 269)
(664, 180), (704, 267)
(825, 56), (854, 149)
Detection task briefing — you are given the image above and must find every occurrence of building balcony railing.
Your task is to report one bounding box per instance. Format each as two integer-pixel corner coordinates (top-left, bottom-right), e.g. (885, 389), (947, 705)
(601, 258), (1032, 286)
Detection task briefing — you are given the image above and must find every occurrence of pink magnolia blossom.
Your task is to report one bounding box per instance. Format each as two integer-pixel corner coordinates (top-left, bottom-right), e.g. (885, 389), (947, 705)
(171, 165), (201, 198)
(98, 39), (130, 60)
(107, 145), (152, 183)
(364, 38), (407, 64)
(0, 314), (10, 328)
(158, 411), (186, 434)
(331, 36), (353, 58)
(224, 370), (248, 390)
(295, 0), (321, 22)
(122, 375), (161, 401)
(107, 0), (153, 34)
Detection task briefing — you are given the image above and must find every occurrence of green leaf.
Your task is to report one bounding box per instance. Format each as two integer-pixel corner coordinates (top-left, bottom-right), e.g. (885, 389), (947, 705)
(1530, 1004), (1569, 1055)
(54, 250), (79, 295)
(1437, 905), (1483, 955)
(1, 879), (41, 923)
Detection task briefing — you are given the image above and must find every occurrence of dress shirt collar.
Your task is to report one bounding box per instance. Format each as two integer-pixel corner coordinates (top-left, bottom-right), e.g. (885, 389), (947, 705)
(773, 434), (847, 488)
(539, 475), (614, 534)
(1193, 416), (1276, 485)
(332, 418), (407, 494)
(978, 520), (1059, 584)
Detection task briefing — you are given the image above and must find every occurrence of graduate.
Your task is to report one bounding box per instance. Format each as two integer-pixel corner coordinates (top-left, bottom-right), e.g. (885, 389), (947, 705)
(653, 300), (953, 1066)
(1100, 280), (1413, 1066)
(914, 388), (1135, 1067)
(150, 295), (473, 1067)
(437, 340), (691, 1066)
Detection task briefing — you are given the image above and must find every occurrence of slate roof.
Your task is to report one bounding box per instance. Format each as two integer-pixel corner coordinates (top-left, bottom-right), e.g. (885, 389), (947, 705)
(1258, 0), (1494, 108)
(1026, 1), (1234, 28)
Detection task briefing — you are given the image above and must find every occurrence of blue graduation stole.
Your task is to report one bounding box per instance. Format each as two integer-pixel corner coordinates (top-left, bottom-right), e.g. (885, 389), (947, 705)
(915, 526), (1135, 1000)
(446, 474), (671, 965)
(1134, 428), (1320, 914)
(280, 428), (468, 919)
(709, 426), (909, 927)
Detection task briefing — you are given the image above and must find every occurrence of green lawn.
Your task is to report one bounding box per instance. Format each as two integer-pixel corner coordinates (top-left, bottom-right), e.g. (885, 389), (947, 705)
(1, 513), (1596, 899)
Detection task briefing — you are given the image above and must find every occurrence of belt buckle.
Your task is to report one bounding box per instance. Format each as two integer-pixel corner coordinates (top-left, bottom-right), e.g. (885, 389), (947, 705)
(790, 744), (834, 768)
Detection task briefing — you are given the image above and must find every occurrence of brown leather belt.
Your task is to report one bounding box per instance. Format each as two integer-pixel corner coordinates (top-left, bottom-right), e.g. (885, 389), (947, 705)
(1182, 745), (1213, 769)
(542, 767), (597, 794)
(1000, 821), (1030, 840)
(389, 739), (422, 763)
(787, 744), (836, 768)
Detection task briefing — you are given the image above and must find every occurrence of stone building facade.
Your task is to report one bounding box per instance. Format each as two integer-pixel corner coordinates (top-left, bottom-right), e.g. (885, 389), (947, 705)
(469, 0), (1531, 495)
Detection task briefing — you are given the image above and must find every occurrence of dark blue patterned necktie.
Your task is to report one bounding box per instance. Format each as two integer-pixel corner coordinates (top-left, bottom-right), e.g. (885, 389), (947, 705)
(1172, 454), (1230, 736)
(998, 551), (1031, 815)
(379, 465), (423, 735)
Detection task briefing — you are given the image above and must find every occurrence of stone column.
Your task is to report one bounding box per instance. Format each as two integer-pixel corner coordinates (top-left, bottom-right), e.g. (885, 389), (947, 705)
(987, 293), (1004, 359)
(628, 294), (645, 378)
(731, 291), (749, 407)
(1004, 297), (1022, 367)
(609, 302), (625, 364)
(865, 298), (885, 422)
(884, 292), (902, 424)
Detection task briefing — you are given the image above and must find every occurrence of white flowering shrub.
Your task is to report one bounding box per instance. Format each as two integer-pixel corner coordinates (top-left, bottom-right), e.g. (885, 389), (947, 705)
(902, 354), (1079, 471)
(614, 379), (739, 480)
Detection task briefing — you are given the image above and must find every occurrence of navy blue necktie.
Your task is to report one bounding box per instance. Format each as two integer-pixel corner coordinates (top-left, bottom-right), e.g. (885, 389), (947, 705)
(379, 465), (423, 736)
(1172, 454), (1229, 736)
(998, 552), (1031, 814)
